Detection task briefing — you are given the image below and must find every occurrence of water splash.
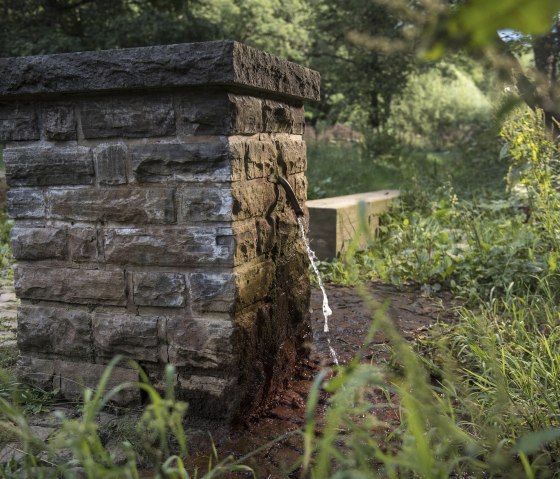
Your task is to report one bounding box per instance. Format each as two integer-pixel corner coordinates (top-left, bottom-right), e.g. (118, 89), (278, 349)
(298, 217), (339, 366)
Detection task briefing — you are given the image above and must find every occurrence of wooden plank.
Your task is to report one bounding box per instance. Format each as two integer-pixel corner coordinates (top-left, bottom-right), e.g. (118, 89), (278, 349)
(306, 190), (399, 260)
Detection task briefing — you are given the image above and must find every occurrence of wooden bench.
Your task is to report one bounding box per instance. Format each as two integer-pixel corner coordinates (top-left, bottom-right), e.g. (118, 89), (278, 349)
(306, 190), (400, 260)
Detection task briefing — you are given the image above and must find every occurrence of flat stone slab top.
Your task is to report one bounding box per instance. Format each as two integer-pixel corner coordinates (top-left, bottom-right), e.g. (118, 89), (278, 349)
(306, 190), (400, 260)
(1, 41), (318, 425)
(0, 41), (320, 101)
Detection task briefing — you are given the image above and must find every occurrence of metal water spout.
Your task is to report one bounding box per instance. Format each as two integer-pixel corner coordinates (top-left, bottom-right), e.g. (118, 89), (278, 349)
(275, 176), (305, 218)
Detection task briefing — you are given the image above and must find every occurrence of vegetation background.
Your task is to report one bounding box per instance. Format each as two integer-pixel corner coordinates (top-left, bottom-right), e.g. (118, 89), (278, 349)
(3, 0), (560, 477)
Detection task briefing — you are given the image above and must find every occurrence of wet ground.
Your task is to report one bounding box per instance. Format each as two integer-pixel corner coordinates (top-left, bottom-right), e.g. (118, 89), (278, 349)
(0, 280), (460, 477)
(189, 281), (461, 478)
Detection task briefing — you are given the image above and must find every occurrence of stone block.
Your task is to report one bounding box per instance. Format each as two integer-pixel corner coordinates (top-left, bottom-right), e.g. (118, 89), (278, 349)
(232, 179), (276, 220)
(17, 305), (92, 359)
(176, 91), (229, 135)
(236, 261), (275, 308)
(277, 138), (306, 174)
(4, 146), (94, 187)
(178, 375), (236, 419)
(94, 143), (128, 185)
(189, 272), (235, 312)
(133, 272), (186, 307)
(262, 99), (305, 134)
(177, 186), (232, 222)
(93, 313), (160, 362)
(15, 267), (126, 305)
(81, 95), (175, 139)
(167, 318), (234, 369)
(244, 138), (277, 180)
(10, 227), (67, 260)
(0, 103), (38, 141)
(131, 140), (230, 183)
(41, 104), (76, 140)
(57, 360), (140, 405)
(68, 228), (98, 262)
(103, 227), (234, 266)
(7, 189), (46, 219)
(16, 355), (56, 390)
(232, 221), (259, 264)
(0, 41), (320, 101)
(49, 188), (175, 224)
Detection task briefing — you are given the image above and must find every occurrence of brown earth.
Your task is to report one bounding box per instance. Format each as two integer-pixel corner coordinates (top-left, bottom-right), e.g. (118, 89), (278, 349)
(187, 281), (461, 478)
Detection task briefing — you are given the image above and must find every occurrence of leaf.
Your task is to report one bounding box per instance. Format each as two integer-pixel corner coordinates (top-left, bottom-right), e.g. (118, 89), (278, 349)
(514, 427), (560, 454)
(548, 251), (558, 272)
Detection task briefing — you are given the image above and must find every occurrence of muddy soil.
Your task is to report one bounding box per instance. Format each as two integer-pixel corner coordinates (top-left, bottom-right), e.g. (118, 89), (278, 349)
(189, 281), (461, 478)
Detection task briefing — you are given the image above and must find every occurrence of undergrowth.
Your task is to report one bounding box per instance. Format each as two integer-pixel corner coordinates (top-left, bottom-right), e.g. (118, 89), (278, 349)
(304, 107), (560, 476)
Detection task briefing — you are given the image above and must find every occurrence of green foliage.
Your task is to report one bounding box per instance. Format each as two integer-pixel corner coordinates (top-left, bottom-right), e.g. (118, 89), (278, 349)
(301, 291), (560, 477)
(428, 0), (560, 57)
(0, 0), (311, 63)
(0, 357), (254, 478)
(388, 62), (493, 149)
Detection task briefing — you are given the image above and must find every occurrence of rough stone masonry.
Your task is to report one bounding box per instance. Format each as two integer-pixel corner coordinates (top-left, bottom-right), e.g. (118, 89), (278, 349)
(0, 41), (319, 423)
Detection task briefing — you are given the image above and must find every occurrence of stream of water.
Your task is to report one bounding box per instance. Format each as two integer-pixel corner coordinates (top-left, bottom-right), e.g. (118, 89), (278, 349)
(297, 217), (340, 366)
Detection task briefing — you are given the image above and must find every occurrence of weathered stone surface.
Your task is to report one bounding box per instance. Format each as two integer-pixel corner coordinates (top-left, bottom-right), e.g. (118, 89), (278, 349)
(103, 227), (234, 266)
(133, 272), (186, 307)
(41, 104), (76, 140)
(4, 146), (93, 186)
(17, 305), (92, 358)
(236, 261), (275, 308)
(49, 188), (175, 224)
(232, 179), (276, 220)
(177, 186), (232, 222)
(0, 41), (320, 101)
(0, 103), (38, 141)
(177, 92), (263, 135)
(177, 91), (230, 135)
(7, 189), (46, 219)
(68, 228), (98, 262)
(178, 375), (237, 419)
(10, 227), (67, 260)
(167, 318), (234, 368)
(232, 221), (259, 264)
(81, 95), (175, 139)
(16, 355), (56, 390)
(244, 138), (277, 180)
(189, 272), (235, 312)
(131, 140), (230, 183)
(93, 313), (159, 362)
(94, 144), (128, 185)
(262, 100), (305, 134)
(56, 360), (139, 405)
(277, 138), (306, 174)
(14, 267), (126, 305)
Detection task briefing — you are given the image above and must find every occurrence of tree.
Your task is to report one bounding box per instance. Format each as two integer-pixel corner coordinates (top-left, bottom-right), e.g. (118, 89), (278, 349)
(308, 0), (421, 128)
(0, 0), (311, 62)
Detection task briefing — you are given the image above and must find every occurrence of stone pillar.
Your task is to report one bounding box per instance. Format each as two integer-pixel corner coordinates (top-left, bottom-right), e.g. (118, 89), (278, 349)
(0, 41), (319, 422)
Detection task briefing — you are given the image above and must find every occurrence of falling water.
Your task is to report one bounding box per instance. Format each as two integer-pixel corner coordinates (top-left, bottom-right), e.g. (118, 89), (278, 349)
(297, 217), (339, 366)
